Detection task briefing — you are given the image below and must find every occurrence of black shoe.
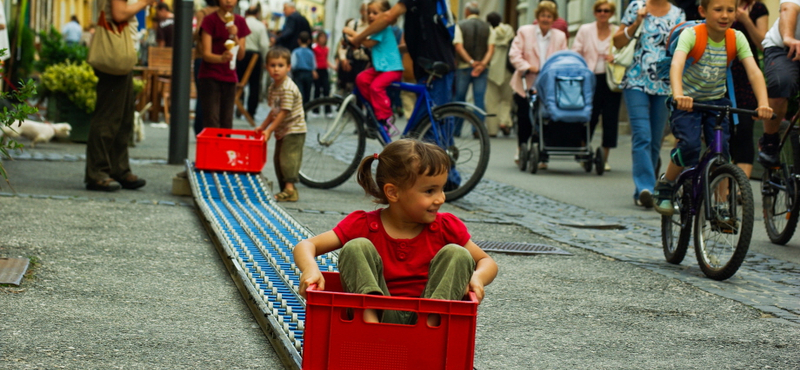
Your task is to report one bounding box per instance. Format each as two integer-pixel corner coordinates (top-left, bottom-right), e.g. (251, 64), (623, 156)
(758, 134), (780, 167)
(86, 179), (122, 192)
(115, 174), (147, 190)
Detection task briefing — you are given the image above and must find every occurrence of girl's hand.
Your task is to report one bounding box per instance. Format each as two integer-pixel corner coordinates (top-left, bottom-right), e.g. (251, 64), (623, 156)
(227, 24), (238, 36)
(756, 105), (774, 121)
(298, 269), (325, 298)
(527, 65), (539, 74)
(312, 70), (318, 80)
(221, 50), (233, 62)
(674, 95), (693, 111)
(605, 54), (614, 62)
(736, 5), (750, 23)
(468, 274), (486, 303)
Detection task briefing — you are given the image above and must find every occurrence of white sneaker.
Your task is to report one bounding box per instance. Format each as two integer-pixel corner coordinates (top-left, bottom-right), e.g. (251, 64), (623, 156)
(604, 162), (611, 171)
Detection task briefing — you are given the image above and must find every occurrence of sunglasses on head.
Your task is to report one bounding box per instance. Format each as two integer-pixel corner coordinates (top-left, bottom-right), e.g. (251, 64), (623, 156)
(595, 8), (612, 13)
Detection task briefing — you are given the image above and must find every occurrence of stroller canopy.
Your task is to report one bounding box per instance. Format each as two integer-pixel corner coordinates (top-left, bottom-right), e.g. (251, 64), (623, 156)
(535, 50), (596, 123)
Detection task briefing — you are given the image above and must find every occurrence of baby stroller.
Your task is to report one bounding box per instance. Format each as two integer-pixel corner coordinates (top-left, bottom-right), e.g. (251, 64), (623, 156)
(518, 50), (603, 175)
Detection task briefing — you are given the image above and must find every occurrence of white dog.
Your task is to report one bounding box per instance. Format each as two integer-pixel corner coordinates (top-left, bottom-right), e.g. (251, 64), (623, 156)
(1, 120), (72, 147)
(131, 102), (151, 146)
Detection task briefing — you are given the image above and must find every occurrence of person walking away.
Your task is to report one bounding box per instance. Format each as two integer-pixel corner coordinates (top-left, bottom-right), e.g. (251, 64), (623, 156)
(727, 0), (768, 178)
(275, 1), (311, 51)
(485, 12), (515, 137)
(508, 1), (568, 169)
(255, 47), (307, 202)
(344, 0), (404, 133)
(350, 0), (457, 106)
(335, 4), (371, 95)
(237, 4), (270, 119)
(453, 2), (495, 129)
(155, 3), (174, 47)
(653, 0), (773, 215)
(197, 0), (250, 130)
(85, 0), (156, 192)
(62, 15), (83, 45)
(290, 31), (315, 109)
(612, 0), (684, 208)
(572, 0), (622, 172)
(311, 31), (332, 117)
(293, 139), (498, 325)
(756, 0), (800, 168)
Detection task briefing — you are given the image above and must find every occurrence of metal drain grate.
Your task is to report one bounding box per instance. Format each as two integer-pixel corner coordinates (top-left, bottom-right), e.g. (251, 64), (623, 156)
(474, 241), (571, 255)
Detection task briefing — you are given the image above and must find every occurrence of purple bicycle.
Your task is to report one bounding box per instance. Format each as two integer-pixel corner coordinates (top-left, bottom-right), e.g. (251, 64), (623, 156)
(661, 102), (772, 281)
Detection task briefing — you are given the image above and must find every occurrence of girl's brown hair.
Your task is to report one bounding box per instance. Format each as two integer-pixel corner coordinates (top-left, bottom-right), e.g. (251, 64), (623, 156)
(368, 0), (391, 13)
(356, 139), (451, 204)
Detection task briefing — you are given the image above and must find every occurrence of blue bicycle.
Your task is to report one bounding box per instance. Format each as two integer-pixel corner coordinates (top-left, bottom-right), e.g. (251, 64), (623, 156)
(299, 61), (490, 202)
(661, 102), (771, 280)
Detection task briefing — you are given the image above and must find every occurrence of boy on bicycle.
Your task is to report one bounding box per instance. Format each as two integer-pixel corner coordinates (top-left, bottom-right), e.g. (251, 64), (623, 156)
(654, 0), (773, 216)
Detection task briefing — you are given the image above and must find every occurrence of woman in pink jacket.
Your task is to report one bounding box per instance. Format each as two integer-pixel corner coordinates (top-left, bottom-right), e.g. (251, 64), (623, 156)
(571, 0), (621, 172)
(508, 1), (567, 169)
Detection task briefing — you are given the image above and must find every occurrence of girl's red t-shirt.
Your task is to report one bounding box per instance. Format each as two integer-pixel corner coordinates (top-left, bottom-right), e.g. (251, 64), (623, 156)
(197, 13), (251, 83)
(333, 209), (470, 297)
(312, 44), (329, 69)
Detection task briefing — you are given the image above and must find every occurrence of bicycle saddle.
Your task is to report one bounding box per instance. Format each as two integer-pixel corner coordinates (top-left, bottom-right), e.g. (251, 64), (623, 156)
(417, 57), (451, 78)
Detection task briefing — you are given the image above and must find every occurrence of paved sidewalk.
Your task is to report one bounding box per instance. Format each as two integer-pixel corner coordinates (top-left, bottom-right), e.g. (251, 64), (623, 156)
(1, 118), (799, 369)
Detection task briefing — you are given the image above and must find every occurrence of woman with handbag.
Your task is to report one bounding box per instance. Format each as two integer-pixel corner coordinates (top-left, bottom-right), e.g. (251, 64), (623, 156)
(572, 0), (621, 172)
(85, 0), (156, 192)
(508, 1), (568, 169)
(612, 0), (684, 207)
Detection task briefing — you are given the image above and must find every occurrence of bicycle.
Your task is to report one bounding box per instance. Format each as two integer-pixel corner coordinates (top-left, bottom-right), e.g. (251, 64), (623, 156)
(661, 102), (770, 280)
(761, 96), (800, 245)
(299, 60), (490, 202)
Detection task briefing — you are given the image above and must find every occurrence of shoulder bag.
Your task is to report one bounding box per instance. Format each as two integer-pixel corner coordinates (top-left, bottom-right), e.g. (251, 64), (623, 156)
(87, 10), (137, 75)
(606, 2), (644, 91)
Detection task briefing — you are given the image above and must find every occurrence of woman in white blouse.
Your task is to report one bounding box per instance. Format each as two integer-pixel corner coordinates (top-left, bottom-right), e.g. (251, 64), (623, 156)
(571, 0), (621, 171)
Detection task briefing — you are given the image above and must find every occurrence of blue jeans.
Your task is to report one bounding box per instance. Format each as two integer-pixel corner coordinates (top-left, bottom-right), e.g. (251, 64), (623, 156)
(454, 67), (487, 120)
(419, 71), (454, 107)
(623, 89), (669, 200)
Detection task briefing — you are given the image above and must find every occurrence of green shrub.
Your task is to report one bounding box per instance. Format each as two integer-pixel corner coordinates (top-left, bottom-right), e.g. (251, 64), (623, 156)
(35, 27), (88, 73)
(41, 61), (98, 113)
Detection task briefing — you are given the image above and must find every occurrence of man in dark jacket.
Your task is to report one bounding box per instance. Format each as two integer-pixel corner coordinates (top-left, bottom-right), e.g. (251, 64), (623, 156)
(275, 2), (311, 51)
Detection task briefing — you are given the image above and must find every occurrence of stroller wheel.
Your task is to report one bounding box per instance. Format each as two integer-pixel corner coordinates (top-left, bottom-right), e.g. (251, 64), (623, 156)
(595, 147), (605, 176)
(518, 143), (529, 172)
(529, 143), (540, 174)
(583, 152), (593, 173)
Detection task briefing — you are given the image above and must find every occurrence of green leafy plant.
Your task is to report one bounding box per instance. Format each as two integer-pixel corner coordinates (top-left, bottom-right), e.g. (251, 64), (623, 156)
(35, 27), (88, 73)
(41, 61), (145, 115)
(1, 49), (39, 185)
(41, 61), (98, 113)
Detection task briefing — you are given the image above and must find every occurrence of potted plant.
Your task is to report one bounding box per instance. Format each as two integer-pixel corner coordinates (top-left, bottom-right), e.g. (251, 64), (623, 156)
(40, 61), (97, 142)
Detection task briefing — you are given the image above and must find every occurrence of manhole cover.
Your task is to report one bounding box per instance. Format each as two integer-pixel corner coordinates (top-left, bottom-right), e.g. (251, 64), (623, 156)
(474, 241), (571, 255)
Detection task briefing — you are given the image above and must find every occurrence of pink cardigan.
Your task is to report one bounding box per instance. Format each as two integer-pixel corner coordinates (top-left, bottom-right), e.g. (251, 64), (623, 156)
(508, 24), (568, 97)
(571, 22), (618, 75)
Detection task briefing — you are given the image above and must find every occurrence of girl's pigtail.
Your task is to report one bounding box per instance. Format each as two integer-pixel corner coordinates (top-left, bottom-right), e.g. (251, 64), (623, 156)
(356, 155), (385, 202)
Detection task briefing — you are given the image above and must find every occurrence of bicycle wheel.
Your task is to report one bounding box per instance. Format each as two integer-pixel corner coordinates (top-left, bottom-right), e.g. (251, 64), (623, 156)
(762, 166), (799, 244)
(762, 132), (800, 244)
(662, 179), (692, 264)
(413, 106), (490, 202)
(299, 97), (366, 189)
(693, 164), (754, 280)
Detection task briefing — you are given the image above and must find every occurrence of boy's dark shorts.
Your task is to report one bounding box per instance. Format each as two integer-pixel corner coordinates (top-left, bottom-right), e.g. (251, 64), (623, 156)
(669, 98), (731, 167)
(764, 46), (800, 99)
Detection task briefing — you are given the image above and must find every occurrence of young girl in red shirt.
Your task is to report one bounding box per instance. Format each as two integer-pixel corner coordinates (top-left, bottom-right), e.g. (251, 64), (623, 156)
(293, 139), (497, 324)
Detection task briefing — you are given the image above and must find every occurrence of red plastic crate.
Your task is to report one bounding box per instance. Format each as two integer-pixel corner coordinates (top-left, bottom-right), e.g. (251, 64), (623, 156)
(303, 272), (478, 370)
(195, 128), (266, 173)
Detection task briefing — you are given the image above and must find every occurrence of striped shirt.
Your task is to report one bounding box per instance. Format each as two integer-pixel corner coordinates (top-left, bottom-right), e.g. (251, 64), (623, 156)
(675, 28), (751, 101)
(268, 78), (307, 139)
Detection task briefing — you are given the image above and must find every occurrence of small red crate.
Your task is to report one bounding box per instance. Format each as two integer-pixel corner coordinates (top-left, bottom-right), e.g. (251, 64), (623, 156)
(195, 128), (266, 173)
(303, 272), (478, 370)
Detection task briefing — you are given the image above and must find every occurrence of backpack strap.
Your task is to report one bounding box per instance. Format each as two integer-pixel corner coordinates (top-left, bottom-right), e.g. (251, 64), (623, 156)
(687, 24), (708, 65)
(724, 28), (737, 66)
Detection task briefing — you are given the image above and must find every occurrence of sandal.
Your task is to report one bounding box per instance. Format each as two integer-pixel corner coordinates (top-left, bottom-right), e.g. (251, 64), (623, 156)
(274, 189), (299, 202)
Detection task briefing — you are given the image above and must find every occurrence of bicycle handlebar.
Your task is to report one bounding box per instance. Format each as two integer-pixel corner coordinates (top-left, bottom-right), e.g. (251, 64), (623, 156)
(672, 100), (777, 120)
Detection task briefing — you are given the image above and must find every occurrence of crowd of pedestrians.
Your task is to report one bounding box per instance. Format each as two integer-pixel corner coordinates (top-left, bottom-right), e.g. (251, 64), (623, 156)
(84, 0), (800, 214)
